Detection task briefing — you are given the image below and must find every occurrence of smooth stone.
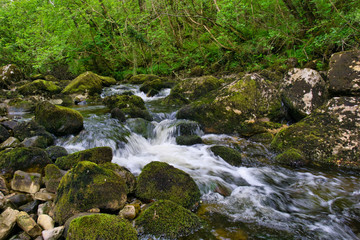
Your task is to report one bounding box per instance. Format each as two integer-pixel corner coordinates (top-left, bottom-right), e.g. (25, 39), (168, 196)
(42, 226), (64, 240)
(37, 214), (54, 230)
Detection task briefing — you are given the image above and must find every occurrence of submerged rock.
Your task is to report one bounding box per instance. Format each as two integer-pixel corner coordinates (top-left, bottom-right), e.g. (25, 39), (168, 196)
(271, 97), (360, 170)
(135, 200), (202, 239)
(67, 214), (138, 240)
(328, 50), (360, 96)
(136, 161), (200, 208)
(54, 161), (128, 224)
(35, 101), (83, 136)
(281, 68), (328, 121)
(55, 146), (113, 170)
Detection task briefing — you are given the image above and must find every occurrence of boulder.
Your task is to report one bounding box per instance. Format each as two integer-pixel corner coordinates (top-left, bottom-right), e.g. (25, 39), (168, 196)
(35, 101), (83, 136)
(43, 164), (65, 193)
(37, 214), (54, 230)
(177, 73), (284, 136)
(54, 161), (128, 224)
(55, 146), (113, 170)
(0, 147), (52, 179)
(175, 120), (202, 136)
(16, 211), (42, 238)
(13, 120), (54, 144)
(135, 200), (202, 239)
(274, 148), (307, 167)
(101, 163), (137, 194)
(0, 208), (19, 240)
(281, 68), (328, 121)
(210, 146), (242, 167)
(0, 125), (10, 143)
(18, 80), (62, 96)
(110, 108), (126, 122)
(128, 74), (159, 84)
(271, 97), (360, 170)
(0, 64), (23, 89)
(62, 71), (115, 95)
(11, 171), (41, 194)
(328, 50), (360, 96)
(176, 135), (203, 145)
(45, 146), (68, 162)
(0, 137), (21, 149)
(42, 226), (64, 240)
(67, 214), (138, 240)
(135, 161), (200, 208)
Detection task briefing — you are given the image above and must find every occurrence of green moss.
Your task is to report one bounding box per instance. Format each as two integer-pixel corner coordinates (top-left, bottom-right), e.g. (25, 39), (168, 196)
(249, 132), (274, 144)
(44, 164), (64, 193)
(176, 135), (203, 146)
(274, 148), (307, 167)
(210, 146), (242, 167)
(18, 80), (62, 96)
(103, 94), (146, 110)
(98, 75), (116, 86)
(54, 161), (128, 224)
(162, 91), (190, 106)
(67, 214), (138, 240)
(135, 200), (202, 239)
(135, 161), (200, 208)
(128, 74), (159, 84)
(55, 147), (113, 170)
(62, 71), (103, 95)
(100, 162), (137, 193)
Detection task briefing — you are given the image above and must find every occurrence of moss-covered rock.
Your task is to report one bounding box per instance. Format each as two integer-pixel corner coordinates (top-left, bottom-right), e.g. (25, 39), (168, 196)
(44, 164), (65, 193)
(176, 135), (203, 146)
(281, 68), (328, 121)
(18, 80), (62, 96)
(174, 120), (202, 136)
(45, 146), (68, 161)
(110, 108), (126, 122)
(55, 146), (112, 170)
(248, 132), (274, 145)
(101, 162), (137, 194)
(135, 200), (202, 239)
(176, 73), (284, 136)
(136, 161), (200, 208)
(35, 101), (83, 136)
(128, 74), (159, 84)
(162, 91), (190, 106)
(22, 135), (53, 149)
(271, 97), (360, 170)
(210, 146), (242, 167)
(54, 161), (128, 224)
(328, 50), (360, 96)
(139, 78), (174, 96)
(0, 64), (23, 89)
(13, 120), (54, 144)
(67, 214), (138, 240)
(62, 71), (115, 95)
(0, 147), (52, 179)
(274, 148), (307, 167)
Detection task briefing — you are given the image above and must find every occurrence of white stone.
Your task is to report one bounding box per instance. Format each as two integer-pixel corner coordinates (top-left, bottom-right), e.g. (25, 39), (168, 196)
(42, 226), (64, 240)
(37, 214), (55, 230)
(0, 207), (19, 240)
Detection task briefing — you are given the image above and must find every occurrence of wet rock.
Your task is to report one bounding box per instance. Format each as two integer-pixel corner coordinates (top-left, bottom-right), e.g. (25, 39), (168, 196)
(128, 74), (159, 84)
(274, 148), (307, 167)
(16, 211), (42, 238)
(175, 120), (202, 136)
(7, 99), (35, 113)
(11, 170), (41, 194)
(328, 50), (360, 96)
(210, 146), (242, 167)
(54, 161), (128, 224)
(18, 80), (62, 96)
(55, 146), (113, 170)
(0, 147), (51, 179)
(43, 164), (65, 193)
(34, 189), (56, 201)
(42, 226), (64, 240)
(13, 120), (54, 144)
(0, 124), (10, 143)
(135, 200), (202, 239)
(119, 203), (140, 220)
(101, 163), (137, 194)
(6, 193), (32, 208)
(139, 78), (174, 96)
(67, 214), (138, 240)
(271, 97), (360, 170)
(177, 73), (284, 136)
(37, 214), (54, 230)
(0, 207), (19, 240)
(136, 161), (200, 208)
(126, 118), (155, 139)
(0, 64), (23, 89)
(45, 146), (68, 162)
(281, 68), (328, 121)
(110, 108), (126, 122)
(0, 137), (21, 149)
(62, 71), (115, 95)
(35, 101), (83, 136)
(176, 135), (203, 145)
(19, 200), (41, 214)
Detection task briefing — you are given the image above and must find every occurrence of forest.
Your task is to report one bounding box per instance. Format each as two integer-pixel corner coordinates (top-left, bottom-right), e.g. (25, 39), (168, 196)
(1, 0), (359, 78)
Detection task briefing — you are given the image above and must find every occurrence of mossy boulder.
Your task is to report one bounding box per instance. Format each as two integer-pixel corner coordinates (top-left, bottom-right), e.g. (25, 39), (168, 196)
(35, 101), (84, 136)
(0, 147), (52, 179)
(174, 120), (202, 136)
(55, 146), (113, 170)
(135, 200), (202, 239)
(101, 162), (137, 194)
(67, 214), (138, 240)
(13, 120), (54, 144)
(139, 78), (174, 96)
(110, 108), (126, 122)
(171, 75), (223, 101)
(62, 71), (116, 95)
(281, 68), (328, 121)
(54, 161), (128, 224)
(45, 146), (68, 161)
(128, 74), (159, 84)
(177, 73), (283, 136)
(162, 91), (190, 106)
(176, 135), (203, 146)
(18, 80), (62, 96)
(0, 64), (23, 89)
(210, 146), (242, 167)
(328, 50), (360, 96)
(44, 164), (65, 193)
(274, 148), (307, 167)
(271, 97), (360, 170)
(135, 161), (200, 208)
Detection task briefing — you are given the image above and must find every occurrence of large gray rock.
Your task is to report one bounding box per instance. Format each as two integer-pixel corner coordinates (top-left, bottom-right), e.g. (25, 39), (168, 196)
(328, 50), (360, 96)
(0, 208), (19, 240)
(11, 171), (41, 194)
(281, 68), (328, 121)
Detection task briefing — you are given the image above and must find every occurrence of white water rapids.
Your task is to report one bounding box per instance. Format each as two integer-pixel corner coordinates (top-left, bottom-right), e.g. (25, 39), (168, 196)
(55, 84), (360, 240)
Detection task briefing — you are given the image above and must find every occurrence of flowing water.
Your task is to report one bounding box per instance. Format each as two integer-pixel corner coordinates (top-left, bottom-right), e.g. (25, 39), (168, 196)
(55, 84), (360, 240)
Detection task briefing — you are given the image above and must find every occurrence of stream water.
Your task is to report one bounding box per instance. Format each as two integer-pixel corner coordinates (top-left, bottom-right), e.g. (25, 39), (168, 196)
(54, 84), (360, 240)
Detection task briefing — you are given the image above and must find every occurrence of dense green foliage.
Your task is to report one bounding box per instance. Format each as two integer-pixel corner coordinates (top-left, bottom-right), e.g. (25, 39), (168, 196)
(0, 0), (359, 77)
